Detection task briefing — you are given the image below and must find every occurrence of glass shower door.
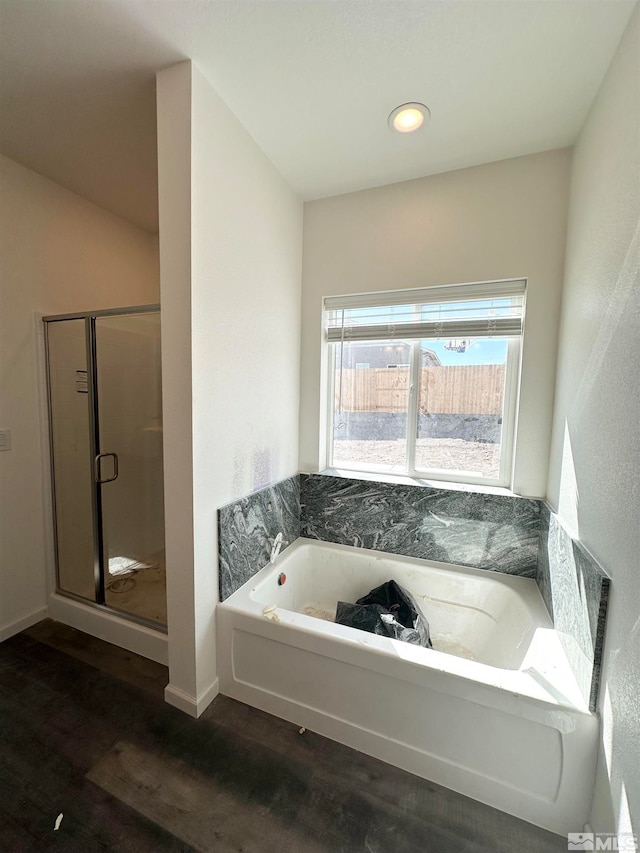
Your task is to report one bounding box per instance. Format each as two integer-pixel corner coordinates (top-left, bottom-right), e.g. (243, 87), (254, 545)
(46, 319), (98, 601)
(94, 312), (166, 624)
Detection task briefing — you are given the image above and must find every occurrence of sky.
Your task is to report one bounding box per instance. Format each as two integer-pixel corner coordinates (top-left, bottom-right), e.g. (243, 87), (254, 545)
(426, 338), (507, 366)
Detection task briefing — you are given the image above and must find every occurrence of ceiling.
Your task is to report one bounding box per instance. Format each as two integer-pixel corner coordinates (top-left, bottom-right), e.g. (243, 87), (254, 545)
(0, 0), (635, 233)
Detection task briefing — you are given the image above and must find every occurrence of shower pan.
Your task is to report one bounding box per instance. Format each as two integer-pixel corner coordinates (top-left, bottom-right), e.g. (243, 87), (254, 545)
(44, 306), (166, 630)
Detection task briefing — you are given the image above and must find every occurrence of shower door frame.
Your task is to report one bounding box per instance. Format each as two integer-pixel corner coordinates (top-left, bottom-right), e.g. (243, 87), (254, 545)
(43, 304), (166, 633)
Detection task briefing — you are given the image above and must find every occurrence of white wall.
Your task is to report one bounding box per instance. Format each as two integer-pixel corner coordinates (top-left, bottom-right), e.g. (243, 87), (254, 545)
(546, 5), (640, 836)
(156, 62), (302, 715)
(0, 154), (159, 641)
(300, 149), (572, 497)
(156, 62), (197, 705)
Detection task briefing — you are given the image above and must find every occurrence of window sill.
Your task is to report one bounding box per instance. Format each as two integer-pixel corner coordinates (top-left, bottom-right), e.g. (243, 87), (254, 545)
(318, 467), (526, 499)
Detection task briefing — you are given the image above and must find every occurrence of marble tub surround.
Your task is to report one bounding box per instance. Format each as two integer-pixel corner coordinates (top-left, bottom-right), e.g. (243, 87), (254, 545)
(300, 474), (541, 577)
(536, 505), (610, 712)
(218, 474), (300, 601)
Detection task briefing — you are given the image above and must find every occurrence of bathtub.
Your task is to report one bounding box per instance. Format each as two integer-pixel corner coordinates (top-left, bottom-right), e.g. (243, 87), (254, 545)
(217, 538), (598, 834)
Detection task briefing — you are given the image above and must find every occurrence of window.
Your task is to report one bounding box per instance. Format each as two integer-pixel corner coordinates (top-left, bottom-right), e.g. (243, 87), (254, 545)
(324, 279), (525, 487)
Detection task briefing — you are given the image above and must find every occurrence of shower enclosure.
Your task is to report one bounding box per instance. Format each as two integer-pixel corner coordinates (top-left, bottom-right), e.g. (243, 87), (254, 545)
(44, 306), (166, 630)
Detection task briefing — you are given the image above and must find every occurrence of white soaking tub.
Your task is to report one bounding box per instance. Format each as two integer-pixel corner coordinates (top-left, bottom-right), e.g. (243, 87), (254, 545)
(217, 539), (598, 834)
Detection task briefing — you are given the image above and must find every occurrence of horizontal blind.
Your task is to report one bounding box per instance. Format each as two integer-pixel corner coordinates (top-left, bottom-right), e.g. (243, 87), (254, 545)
(325, 279), (526, 343)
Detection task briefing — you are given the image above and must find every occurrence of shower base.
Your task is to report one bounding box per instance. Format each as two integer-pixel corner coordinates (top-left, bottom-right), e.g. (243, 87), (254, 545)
(105, 553), (167, 626)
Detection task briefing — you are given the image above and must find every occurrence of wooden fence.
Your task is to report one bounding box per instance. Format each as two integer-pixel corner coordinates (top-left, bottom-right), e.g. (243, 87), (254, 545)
(334, 365), (505, 414)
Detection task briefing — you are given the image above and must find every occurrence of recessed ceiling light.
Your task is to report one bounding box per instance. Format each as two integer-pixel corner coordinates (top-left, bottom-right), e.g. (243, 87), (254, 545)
(388, 102), (430, 133)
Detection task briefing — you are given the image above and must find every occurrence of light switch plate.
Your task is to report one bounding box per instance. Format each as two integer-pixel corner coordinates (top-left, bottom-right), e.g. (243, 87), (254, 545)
(0, 429), (11, 451)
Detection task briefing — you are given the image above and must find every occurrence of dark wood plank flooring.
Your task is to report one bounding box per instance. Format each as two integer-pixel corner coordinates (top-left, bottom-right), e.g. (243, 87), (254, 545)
(0, 620), (569, 852)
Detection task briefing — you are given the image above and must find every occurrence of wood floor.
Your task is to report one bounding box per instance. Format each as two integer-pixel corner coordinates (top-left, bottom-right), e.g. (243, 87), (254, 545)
(0, 620), (570, 852)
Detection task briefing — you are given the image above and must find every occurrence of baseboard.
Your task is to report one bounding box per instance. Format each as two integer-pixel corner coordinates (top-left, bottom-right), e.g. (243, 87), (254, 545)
(0, 606), (48, 642)
(48, 593), (168, 665)
(164, 678), (219, 718)
(196, 678), (220, 715)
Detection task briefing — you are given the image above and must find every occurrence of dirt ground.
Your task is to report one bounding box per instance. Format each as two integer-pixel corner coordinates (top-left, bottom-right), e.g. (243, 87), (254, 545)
(332, 438), (500, 479)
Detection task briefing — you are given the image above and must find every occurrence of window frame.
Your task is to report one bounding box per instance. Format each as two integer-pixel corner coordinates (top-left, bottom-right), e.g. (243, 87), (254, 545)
(324, 284), (524, 489)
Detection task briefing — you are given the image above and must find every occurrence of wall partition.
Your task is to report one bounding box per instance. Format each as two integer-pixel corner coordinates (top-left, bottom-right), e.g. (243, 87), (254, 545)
(44, 306), (166, 630)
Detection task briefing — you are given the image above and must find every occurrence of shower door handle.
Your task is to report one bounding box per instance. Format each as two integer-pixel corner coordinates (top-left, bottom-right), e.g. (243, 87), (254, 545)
(95, 452), (119, 483)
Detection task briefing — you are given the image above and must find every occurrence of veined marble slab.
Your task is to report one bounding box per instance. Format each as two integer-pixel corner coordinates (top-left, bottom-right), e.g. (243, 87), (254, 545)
(300, 474), (541, 577)
(536, 505), (610, 712)
(218, 475), (300, 602)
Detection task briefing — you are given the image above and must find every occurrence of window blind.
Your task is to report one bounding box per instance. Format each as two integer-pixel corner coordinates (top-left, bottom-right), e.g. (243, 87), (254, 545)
(325, 279), (526, 343)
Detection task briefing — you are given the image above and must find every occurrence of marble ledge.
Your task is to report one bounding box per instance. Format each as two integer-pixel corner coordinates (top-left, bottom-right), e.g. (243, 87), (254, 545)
(320, 467), (538, 499)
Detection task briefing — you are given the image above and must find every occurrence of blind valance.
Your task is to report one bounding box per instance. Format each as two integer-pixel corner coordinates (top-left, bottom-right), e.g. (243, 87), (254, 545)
(325, 279), (526, 343)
